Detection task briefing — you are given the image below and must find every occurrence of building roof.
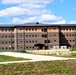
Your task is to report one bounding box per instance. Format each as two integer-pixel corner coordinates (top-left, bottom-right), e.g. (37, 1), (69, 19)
(0, 23), (76, 28)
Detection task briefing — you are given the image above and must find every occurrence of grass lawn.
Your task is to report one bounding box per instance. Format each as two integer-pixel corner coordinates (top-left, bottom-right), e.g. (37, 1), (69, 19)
(0, 55), (30, 62)
(0, 60), (76, 75)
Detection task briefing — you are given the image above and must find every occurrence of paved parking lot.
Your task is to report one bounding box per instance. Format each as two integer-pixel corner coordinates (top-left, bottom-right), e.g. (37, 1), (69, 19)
(0, 52), (75, 64)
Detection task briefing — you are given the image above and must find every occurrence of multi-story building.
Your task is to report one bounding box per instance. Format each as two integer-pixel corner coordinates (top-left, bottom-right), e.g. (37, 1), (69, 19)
(0, 23), (76, 50)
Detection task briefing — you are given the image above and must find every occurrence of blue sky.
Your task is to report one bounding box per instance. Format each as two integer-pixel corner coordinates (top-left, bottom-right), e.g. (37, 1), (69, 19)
(0, 0), (76, 24)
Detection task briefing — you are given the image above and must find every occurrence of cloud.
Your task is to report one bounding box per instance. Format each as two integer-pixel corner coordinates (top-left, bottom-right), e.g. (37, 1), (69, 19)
(72, 8), (76, 10)
(0, 0), (66, 24)
(12, 14), (66, 24)
(60, 0), (64, 3)
(51, 20), (66, 24)
(1, 0), (53, 4)
(70, 21), (76, 24)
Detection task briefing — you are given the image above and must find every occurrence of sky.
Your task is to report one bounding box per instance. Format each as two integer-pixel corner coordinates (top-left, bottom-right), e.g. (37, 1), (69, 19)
(0, 0), (76, 24)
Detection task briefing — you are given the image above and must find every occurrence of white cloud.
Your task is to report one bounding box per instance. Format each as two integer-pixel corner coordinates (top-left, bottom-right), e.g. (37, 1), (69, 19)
(1, 0), (53, 4)
(70, 21), (76, 24)
(60, 0), (64, 3)
(0, 0), (66, 24)
(72, 8), (76, 10)
(51, 20), (66, 24)
(39, 14), (62, 22)
(12, 14), (66, 24)
(0, 7), (29, 17)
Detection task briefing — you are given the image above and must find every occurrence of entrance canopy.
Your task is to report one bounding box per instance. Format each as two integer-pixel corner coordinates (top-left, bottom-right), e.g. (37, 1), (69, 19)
(34, 43), (45, 49)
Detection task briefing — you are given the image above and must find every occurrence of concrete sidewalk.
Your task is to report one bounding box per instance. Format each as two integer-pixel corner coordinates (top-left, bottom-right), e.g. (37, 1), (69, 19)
(0, 52), (75, 64)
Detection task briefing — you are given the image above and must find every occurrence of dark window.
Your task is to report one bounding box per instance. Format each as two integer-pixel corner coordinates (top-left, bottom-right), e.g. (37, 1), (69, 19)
(72, 34), (74, 36)
(29, 28), (31, 31)
(70, 40), (71, 42)
(5, 29), (7, 32)
(54, 40), (56, 42)
(66, 34), (68, 36)
(73, 40), (74, 42)
(12, 29), (14, 31)
(12, 47), (14, 49)
(26, 28), (28, 31)
(5, 36), (7, 38)
(29, 41), (31, 43)
(2, 42), (4, 44)
(69, 34), (71, 36)
(42, 28), (47, 32)
(32, 41), (34, 43)
(21, 47), (22, 49)
(2, 29), (4, 32)
(20, 41), (22, 42)
(35, 28), (37, 31)
(20, 35), (22, 37)
(42, 34), (47, 38)
(20, 28), (22, 30)
(9, 41), (11, 43)
(29, 35), (31, 37)
(54, 34), (56, 36)
(35, 40), (37, 43)
(12, 35), (14, 37)
(12, 41), (14, 43)
(9, 35), (11, 38)
(35, 35), (37, 37)
(26, 41), (28, 43)
(32, 28), (34, 31)
(9, 29), (10, 31)
(6, 47), (7, 49)
(54, 28), (56, 30)
(2, 36), (4, 38)
(32, 35), (34, 37)
(5, 41), (7, 44)
(26, 35), (28, 37)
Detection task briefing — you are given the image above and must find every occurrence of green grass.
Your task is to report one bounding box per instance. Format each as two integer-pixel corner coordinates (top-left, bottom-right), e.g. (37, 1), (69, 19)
(0, 55), (30, 62)
(0, 60), (76, 75)
(0, 50), (27, 53)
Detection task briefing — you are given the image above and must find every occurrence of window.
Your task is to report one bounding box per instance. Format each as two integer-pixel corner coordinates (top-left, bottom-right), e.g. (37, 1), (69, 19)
(12, 35), (14, 38)
(29, 28), (31, 31)
(2, 36), (4, 38)
(35, 40), (37, 43)
(5, 29), (7, 32)
(54, 34), (56, 36)
(26, 28), (28, 31)
(32, 41), (34, 43)
(29, 35), (31, 37)
(26, 41), (28, 43)
(12, 41), (14, 43)
(20, 41), (22, 42)
(26, 35), (28, 37)
(32, 35), (34, 37)
(6, 47), (7, 49)
(54, 28), (56, 30)
(2, 29), (4, 32)
(29, 41), (31, 43)
(32, 28), (34, 31)
(20, 28), (22, 30)
(9, 35), (11, 38)
(2, 41), (4, 44)
(12, 29), (14, 31)
(35, 35), (37, 37)
(5, 36), (7, 38)
(54, 40), (56, 42)
(12, 47), (14, 49)
(20, 35), (22, 37)
(5, 41), (7, 44)
(35, 28), (37, 31)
